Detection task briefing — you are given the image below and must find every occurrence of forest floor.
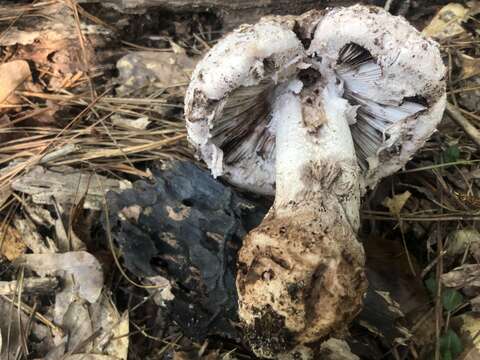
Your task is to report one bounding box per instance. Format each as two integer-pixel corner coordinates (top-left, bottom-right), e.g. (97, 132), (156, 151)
(0, 1), (480, 359)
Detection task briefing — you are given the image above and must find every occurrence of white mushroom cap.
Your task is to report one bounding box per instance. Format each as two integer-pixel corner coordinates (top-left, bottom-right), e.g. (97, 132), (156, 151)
(185, 19), (304, 195)
(309, 5), (446, 188)
(185, 5), (446, 194)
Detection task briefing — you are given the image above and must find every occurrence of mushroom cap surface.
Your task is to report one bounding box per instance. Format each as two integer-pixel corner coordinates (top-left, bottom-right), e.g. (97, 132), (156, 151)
(184, 5), (446, 193)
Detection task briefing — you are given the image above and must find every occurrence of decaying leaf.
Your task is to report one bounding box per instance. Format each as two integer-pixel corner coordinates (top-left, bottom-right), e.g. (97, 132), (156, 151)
(441, 264), (480, 288)
(422, 3), (469, 40)
(447, 228), (480, 255)
(460, 54), (480, 81)
(446, 228), (480, 261)
(89, 294), (129, 359)
(453, 314), (480, 359)
(0, 2), (112, 76)
(382, 191), (411, 217)
(13, 216), (57, 254)
(0, 60), (31, 104)
(56, 293), (129, 358)
(17, 251), (103, 303)
(0, 222), (27, 261)
(12, 166), (132, 211)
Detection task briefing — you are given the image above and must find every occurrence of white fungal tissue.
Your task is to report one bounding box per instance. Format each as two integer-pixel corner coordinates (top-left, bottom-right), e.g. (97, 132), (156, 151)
(185, 5), (446, 193)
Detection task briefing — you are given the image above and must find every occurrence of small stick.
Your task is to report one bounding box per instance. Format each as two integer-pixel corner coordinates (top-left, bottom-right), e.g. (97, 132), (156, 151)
(384, 0), (394, 12)
(39, 143), (79, 164)
(0, 277), (59, 296)
(446, 102), (480, 148)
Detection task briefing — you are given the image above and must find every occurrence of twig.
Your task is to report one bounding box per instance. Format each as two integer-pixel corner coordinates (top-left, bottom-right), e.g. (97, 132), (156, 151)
(421, 250), (448, 278)
(0, 277), (59, 296)
(446, 102), (480, 148)
(434, 181), (445, 360)
(39, 144), (79, 164)
(399, 159), (480, 173)
(0, 294), (64, 338)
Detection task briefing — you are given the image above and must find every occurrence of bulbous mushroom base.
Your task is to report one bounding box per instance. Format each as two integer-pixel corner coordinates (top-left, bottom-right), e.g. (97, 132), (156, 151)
(237, 200), (367, 359)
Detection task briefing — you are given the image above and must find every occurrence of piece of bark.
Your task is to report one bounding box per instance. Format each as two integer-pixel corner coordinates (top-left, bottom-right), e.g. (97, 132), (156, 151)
(104, 160), (269, 340)
(0, 277), (59, 296)
(81, 0), (383, 28)
(12, 166), (131, 210)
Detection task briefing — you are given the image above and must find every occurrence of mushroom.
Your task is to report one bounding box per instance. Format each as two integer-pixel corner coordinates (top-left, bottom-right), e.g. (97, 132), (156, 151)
(185, 5), (446, 358)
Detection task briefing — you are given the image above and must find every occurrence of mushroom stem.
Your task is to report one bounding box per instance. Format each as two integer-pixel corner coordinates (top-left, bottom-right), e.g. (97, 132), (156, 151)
(237, 80), (367, 358)
(273, 81), (361, 230)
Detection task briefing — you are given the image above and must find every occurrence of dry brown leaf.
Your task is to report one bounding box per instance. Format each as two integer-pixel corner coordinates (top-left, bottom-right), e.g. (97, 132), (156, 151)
(422, 3), (469, 40)
(0, 3), (110, 75)
(460, 54), (480, 81)
(0, 60), (31, 104)
(0, 222), (27, 261)
(382, 191), (411, 217)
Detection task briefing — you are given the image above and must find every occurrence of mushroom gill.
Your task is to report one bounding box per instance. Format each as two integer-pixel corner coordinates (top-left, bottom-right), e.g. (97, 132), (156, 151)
(336, 43), (428, 171)
(209, 80), (276, 166)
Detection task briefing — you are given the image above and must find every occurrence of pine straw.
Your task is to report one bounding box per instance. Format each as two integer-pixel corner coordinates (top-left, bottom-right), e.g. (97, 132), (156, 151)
(0, 89), (191, 192)
(0, 0), (195, 205)
(362, 28), (480, 223)
(1, 1), (480, 359)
